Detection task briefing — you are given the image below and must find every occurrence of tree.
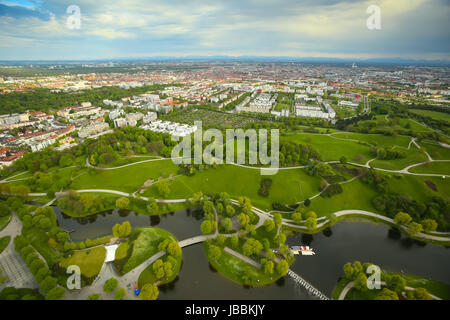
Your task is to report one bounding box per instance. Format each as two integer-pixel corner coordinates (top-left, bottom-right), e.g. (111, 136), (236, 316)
(201, 220), (213, 235)
(146, 198), (158, 214)
(221, 217), (232, 232)
(408, 222), (423, 236)
(103, 278), (118, 293)
(238, 213), (250, 228)
(230, 235), (239, 249)
(35, 267), (51, 283)
(115, 197), (130, 209)
(40, 276), (58, 294)
(45, 287), (66, 300)
(276, 260), (289, 276)
(375, 288), (399, 300)
(305, 217), (317, 231)
(140, 283), (159, 300)
(157, 180), (170, 197)
(340, 156), (348, 164)
(87, 293), (100, 300)
(273, 213), (282, 227)
(394, 212), (412, 225)
(354, 272), (368, 291)
(386, 274), (406, 294)
(406, 287), (432, 300)
(0, 202), (10, 217)
(167, 241), (181, 257)
(291, 212), (302, 224)
(216, 203), (224, 215)
(263, 260), (274, 275)
(14, 235), (29, 252)
(242, 238), (263, 256)
(209, 245), (222, 261)
(264, 219), (275, 232)
(420, 219), (438, 232)
(225, 205), (235, 217)
(112, 221), (132, 238)
(115, 288), (126, 300)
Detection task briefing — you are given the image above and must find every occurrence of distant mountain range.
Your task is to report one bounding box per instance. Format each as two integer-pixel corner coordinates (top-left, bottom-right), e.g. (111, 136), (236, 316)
(1, 55), (449, 66)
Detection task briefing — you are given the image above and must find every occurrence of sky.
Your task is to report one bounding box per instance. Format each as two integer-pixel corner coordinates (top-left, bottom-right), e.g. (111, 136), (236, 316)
(0, 0), (449, 61)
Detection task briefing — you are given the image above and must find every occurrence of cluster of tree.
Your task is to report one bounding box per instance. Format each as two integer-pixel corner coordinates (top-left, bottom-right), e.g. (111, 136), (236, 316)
(242, 238), (263, 257)
(0, 84), (171, 115)
(26, 170), (72, 195)
(279, 141), (322, 167)
(103, 277), (118, 293)
(158, 239), (182, 258)
(320, 183), (343, 198)
(14, 237), (65, 300)
(152, 258), (176, 280)
(140, 283), (159, 300)
(63, 235), (111, 252)
(0, 184), (30, 199)
(57, 191), (107, 216)
(306, 162), (335, 177)
(370, 146), (406, 160)
(394, 212), (439, 235)
(112, 221), (132, 238)
(0, 287), (43, 300)
(258, 178), (272, 197)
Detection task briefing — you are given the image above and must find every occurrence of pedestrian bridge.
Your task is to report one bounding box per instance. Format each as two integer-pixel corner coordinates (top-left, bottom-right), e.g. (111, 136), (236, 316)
(287, 269), (329, 300)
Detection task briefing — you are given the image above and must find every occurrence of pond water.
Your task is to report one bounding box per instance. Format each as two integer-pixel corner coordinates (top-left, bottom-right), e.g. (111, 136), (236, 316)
(53, 207), (450, 299)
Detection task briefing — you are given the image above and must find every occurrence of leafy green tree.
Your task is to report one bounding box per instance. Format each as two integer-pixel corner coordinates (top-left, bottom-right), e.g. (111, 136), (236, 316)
(354, 272), (368, 291)
(201, 220), (213, 235)
(238, 213), (250, 228)
(45, 287), (66, 300)
(291, 212), (302, 224)
(305, 217), (317, 231)
(420, 219), (438, 232)
(115, 197), (130, 209)
(386, 274), (406, 294)
(273, 213), (282, 227)
(115, 288), (126, 300)
(209, 245), (222, 261)
(112, 221), (132, 238)
(406, 287), (432, 300)
(408, 222), (423, 236)
(225, 205), (235, 217)
(40, 276), (58, 294)
(264, 219), (275, 232)
(230, 235), (239, 249)
(103, 278), (118, 293)
(146, 198), (159, 214)
(340, 156), (348, 164)
(14, 235), (29, 252)
(276, 260), (289, 276)
(140, 283), (159, 300)
(394, 212), (412, 225)
(87, 293), (100, 300)
(167, 241), (181, 257)
(263, 260), (274, 275)
(375, 288), (399, 300)
(221, 217), (232, 232)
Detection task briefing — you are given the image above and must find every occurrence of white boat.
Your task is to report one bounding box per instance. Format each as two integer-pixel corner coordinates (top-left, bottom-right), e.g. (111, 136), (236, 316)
(290, 246), (315, 256)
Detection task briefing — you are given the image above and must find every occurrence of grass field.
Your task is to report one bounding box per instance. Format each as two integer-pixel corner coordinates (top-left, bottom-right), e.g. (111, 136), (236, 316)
(385, 174), (449, 202)
(331, 132), (412, 148)
(70, 159), (179, 193)
(408, 161), (450, 175)
(59, 246), (106, 278)
(419, 141), (450, 160)
(410, 109), (450, 122)
(116, 227), (177, 275)
(281, 133), (372, 164)
(0, 236), (10, 254)
(308, 179), (380, 216)
(143, 164), (322, 210)
(371, 148), (429, 170)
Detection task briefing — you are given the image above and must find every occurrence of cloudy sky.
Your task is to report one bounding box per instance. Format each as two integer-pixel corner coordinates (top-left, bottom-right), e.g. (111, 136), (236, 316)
(0, 0), (449, 60)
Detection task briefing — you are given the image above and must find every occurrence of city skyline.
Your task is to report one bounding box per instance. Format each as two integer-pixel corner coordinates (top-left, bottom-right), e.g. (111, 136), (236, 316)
(0, 0), (449, 61)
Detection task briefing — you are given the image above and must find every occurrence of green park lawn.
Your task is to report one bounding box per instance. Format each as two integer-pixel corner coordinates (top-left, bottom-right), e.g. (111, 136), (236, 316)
(308, 179), (380, 216)
(115, 227), (177, 275)
(70, 159), (179, 193)
(371, 148), (429, 170)
(281, 133), (372, 164)
(59, 246), (106, 278)
(0, 214), (11, 231)
(410, 109), (450, 122)
(408, 161), (450, 175)
(143, 164), (322, 210)
(385, 174), (450, 203)
(0, 236), (11, 254)
(420, 141), (450, 160)
(204, 240), (279, 287)
(331, 132), (412, 148)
